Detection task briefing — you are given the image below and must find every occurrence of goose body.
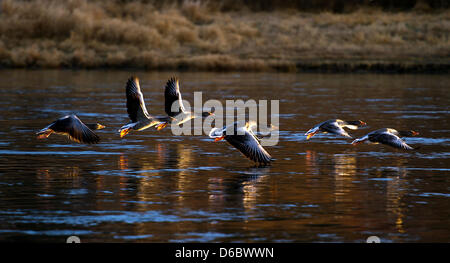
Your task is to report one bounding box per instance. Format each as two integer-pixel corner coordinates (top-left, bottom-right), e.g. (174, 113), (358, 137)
(209, 122), (273, 165)
(351, 128), (419, 150)
(305, 119), (366, 140)
(37, 114), (104, 144)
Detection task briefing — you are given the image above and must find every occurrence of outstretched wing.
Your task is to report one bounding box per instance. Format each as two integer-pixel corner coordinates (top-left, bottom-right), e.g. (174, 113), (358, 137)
(51, 115), (100, 144)
(225, 129), (272, 165)
(369, 132), (413, 150)
(321, 121), (352, 138)
(164, 77), (186, 117)
(126, 76), (151, 122)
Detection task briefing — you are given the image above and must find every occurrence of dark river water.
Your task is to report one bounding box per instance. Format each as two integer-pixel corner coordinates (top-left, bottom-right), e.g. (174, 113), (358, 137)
(0, 70), (448, 243)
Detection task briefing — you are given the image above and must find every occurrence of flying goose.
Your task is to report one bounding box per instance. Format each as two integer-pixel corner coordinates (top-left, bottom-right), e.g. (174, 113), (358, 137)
(156, 77), (213, 131)
(351, 128), (419, 150)
(305, 119), (366, 140)
(118, 76), (165, 138)
(209, 121), (273, 165)
(37, 114), (104, 144)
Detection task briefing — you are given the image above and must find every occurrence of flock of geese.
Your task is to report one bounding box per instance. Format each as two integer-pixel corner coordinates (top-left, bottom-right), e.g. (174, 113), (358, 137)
(36, 76), (420, 166)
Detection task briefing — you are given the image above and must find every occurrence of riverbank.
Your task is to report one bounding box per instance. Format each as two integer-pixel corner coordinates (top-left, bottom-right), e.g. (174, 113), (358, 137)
(0, 0), (448, 73)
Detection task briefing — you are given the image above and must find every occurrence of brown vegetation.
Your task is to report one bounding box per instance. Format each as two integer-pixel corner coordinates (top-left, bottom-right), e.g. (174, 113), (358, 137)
(0, 0), (448, 72)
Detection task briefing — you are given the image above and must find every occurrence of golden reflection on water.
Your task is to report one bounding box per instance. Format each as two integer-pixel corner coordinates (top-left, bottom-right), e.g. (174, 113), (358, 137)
(118, 154), (128, 170)
(36, 169), (50, 179)
(388, 176), (406, 234)
(36, 168), (51, 195)
(242, 174), (269, 214)
(36, 166), (81, 179)
(303, 149), (413, 237)
(333, 154), (357, 203)
(173, 143), (195, 204)
(386, 159), (409, 235)
(116, 142), (198, 208)
(64, 166), (80, 177)
(29, 143), (415, 240)
(176, 143), (194, 179)
(207, 177), (225, 205)
(206, 168), (270, 217)
(305, 150), (319, 175)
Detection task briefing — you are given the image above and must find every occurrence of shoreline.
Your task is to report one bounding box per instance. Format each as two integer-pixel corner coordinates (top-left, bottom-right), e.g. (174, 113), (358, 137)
(1, 61), (448, 74)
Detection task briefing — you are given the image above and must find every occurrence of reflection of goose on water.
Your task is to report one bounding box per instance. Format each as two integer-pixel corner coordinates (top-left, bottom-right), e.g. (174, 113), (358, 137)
(156, 77), (213, 131)
(305, 119), (366, 140)
(209, 121), (273, 166)
(37, 114), (104, 144)
(119, 76), (167, 138)
(352, 128), (419, 150)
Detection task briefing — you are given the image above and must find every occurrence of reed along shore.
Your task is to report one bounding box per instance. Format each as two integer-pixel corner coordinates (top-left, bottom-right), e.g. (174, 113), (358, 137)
(0, 0), (448, 73)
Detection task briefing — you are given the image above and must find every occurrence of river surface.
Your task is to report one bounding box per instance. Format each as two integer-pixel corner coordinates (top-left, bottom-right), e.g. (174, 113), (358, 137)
(0, 70), (448, 242)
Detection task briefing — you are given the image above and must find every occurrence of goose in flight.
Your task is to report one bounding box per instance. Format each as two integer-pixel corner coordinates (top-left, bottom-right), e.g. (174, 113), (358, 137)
(156, 77), (213, 131)
(351, 128), (419, 150)
(209, 121), (273, 166)
(37, 114), (104, 144)
(305, 119), (366, 140)
(118, 76), (165, 138)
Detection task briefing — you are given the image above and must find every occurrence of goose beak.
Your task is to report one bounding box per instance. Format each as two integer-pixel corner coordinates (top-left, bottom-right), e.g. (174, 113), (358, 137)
(156, 123), (168, 131)
(306, 133), (315, 140)
(360, 121), (367, 126)
(37, 133), (50, 139)
(214, 136), (225, 142)
(37, 130), (52, 139)
(120, 128), (130, 138)
(98, 124), (106, 130)
(412, 131), (419, 136)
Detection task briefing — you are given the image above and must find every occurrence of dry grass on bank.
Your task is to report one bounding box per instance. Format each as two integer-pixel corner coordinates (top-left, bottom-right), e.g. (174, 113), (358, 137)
(0, 0), (449, 72)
